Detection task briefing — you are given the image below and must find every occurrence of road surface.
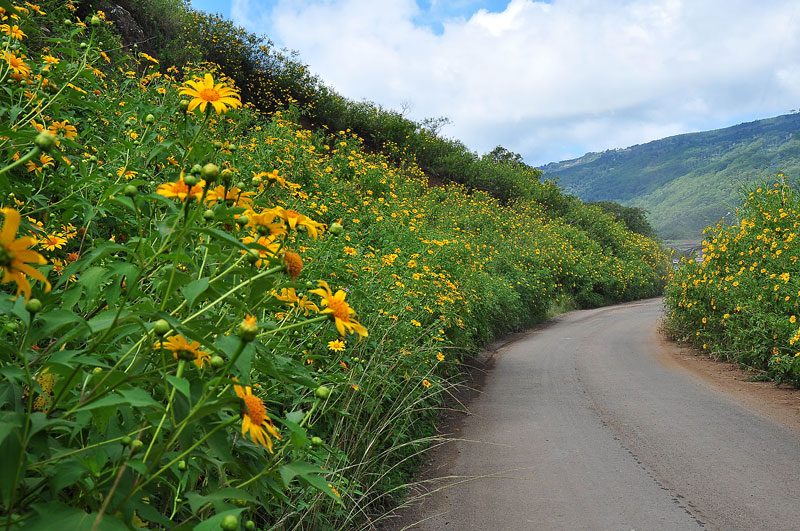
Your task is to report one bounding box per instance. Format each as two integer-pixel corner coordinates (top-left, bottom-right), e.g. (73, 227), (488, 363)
(390, 298), (800, 530)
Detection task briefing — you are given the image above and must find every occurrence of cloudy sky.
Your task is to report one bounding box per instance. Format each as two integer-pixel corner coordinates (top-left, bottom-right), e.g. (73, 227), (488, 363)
(189, 0), (800, 165)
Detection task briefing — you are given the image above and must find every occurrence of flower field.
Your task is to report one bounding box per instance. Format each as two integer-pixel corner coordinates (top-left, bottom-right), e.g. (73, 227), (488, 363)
(0, 2), (668, 529)
(665, 178), (800, 385)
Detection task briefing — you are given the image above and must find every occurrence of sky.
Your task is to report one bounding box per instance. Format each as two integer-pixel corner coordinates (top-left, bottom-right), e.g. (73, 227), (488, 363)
(189, 0), (800, 165)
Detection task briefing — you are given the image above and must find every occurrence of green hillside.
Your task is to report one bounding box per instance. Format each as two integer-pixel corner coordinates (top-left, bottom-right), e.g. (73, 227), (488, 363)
(0, 1), (667, 528)
(540, 113), (800, 239)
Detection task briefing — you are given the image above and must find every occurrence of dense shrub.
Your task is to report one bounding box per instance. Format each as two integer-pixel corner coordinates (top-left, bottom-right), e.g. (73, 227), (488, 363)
(664, 178), (800, 384)
(0, 2), (667, 528)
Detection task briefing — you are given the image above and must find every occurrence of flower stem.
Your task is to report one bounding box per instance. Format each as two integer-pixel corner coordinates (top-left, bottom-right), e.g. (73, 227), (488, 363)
(0, 147), (40, 176)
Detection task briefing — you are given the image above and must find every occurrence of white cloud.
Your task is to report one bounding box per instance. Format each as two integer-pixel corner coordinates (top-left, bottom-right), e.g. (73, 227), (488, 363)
(231, 0), (800, 165)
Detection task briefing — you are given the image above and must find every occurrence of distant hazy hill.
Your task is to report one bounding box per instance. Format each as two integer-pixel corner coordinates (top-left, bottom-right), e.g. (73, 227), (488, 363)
(540, 113), (800, 239)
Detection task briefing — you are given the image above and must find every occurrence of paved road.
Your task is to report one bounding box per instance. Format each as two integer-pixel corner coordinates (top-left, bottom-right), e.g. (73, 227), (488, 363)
(393, 298), (800, 530)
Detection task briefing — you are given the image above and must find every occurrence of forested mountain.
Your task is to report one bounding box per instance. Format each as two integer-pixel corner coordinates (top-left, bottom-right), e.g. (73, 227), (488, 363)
(541, 113), (800, 239)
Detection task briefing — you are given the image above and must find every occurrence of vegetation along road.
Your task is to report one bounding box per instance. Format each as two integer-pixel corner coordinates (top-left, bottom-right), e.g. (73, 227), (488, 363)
(395, 298), (800, 530)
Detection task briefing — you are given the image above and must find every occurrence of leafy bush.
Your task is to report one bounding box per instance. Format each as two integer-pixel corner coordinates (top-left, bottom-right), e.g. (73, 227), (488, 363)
(0, 2), (667, 528)
(664, 178), (800, 384)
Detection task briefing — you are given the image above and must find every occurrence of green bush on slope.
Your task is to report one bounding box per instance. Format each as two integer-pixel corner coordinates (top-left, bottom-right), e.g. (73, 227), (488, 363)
(0, 2), (667, 528)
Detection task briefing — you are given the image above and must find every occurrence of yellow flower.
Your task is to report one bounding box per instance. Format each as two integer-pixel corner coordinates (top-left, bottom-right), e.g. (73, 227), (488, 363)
(310, 280), (368, 337)
(327, 339), (346, 352)
(205, 185), (254, 209)
(139, 52), (159, 64)
(0, 209), (50, 300)
(234, 382), (281, 452)
(156, 175), (205, 202)
(1, 24), (25, 40)
(161, 334), (210, 368)
(241, 235), (280, 268)
(436, 352), (445, 362)
(273, 206), (325, 239)
(179, 73), (242, 114)
(25, 153), (54, 173)
(49, 118), (79, 139)
(4, 51), (30, 77)
(422, 379), (432, 389)
(274, 287), (300, 305)
(40, 233), (67, 251)
(343, 246), (357, 257)
(274, 287), (319, 314)
(253, 169), (288, 188)
(245, 208), (286, 237)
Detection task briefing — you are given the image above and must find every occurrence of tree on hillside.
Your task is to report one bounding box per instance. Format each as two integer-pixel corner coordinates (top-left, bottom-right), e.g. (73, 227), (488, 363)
(589, 201), (657, 238)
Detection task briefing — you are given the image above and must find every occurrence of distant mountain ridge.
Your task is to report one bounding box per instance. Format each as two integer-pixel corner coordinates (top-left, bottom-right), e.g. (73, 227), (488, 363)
(540, 113), (800, 239)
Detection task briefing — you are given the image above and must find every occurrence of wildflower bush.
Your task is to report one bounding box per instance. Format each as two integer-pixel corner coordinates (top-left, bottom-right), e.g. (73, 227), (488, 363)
(664, 178), (800, 385)
(0, 2), (668, 529)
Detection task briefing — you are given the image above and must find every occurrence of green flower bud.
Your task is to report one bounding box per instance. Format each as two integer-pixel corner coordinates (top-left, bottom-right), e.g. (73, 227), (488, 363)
(210, 355), (225, 368)
(153, 319), (170, 336)
(201, 163), (220, 181)
(190, 164), (203, 176)
(220, 515), (239, 531)
(311, 436), (323, 446)
(245, 521), (256, 531)
(236, 215), (249, 226)
(177, 460), (187, 471)
(123, 184), (138, 197)
(245, 249), (260, 264)
(25, 298), (42, 314)
(238, 316), (258, 342)
(90, 15), (101, 26)
(121, 436), (132, 446)
(130, 439), (144, 453)
(314, 385), (331, 399)
(183, 174), (198, 186)
(145, 114), (155, 124)
(329, 222), (344, 235)
(203, 209), (216, 221)
(34, 132), (56, 152)
(179, 99), (190, 112)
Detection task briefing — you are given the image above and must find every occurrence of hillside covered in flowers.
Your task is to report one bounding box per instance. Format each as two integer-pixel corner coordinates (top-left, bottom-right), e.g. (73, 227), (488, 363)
(0, 2), (668, 529)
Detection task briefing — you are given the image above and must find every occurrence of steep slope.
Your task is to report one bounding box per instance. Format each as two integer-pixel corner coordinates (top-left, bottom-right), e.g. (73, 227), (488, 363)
(540, 113), (800, 239)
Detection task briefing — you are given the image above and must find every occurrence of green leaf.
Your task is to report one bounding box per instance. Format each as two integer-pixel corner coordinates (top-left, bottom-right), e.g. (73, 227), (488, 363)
(192, 509), (245, 531)
(279, 460), (325, 487)
(167, 375), (191, 400)
(26, 502), (129, 531)
(0, 413), (22, 446)
(181, 277), (210, 307)
(38, 309), (88, 336)
(281, 416), (308, 449)
(185, 488), (255, 513)
(193, 227), (252, 252)
(88, 309), (130, 333)
(77, 387), (161, 412)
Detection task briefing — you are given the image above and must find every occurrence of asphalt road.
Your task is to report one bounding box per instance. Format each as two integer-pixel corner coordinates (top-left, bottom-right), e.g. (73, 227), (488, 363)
(392, 298), (800, 530)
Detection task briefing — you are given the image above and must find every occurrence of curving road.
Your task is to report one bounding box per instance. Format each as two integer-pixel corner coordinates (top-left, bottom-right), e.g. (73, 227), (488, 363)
(392, 298), (800, 530)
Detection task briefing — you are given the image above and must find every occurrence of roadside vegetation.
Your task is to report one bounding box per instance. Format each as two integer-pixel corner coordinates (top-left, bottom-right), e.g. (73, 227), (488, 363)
(665, 177), (800, 386)
(0, 2), (668, 529)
